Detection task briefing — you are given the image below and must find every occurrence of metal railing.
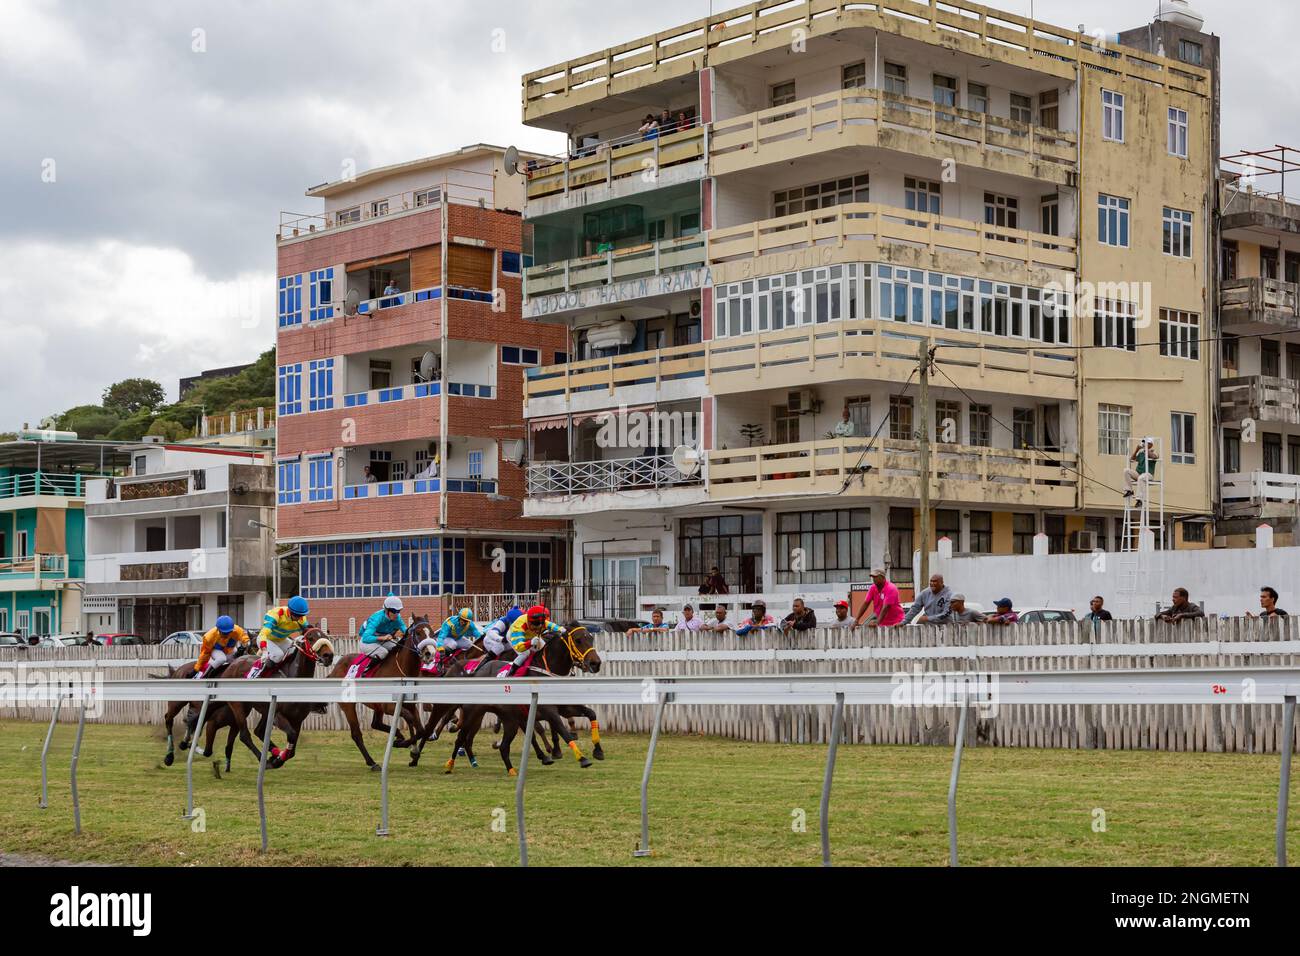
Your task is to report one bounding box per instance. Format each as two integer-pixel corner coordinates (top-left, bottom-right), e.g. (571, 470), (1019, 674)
(526, 123), (706, 201)
(525, 234), (706, 299)
(341, 477), (497, 499)
(527, 454), (702, 496)
(277, 170), (495, 241)
(0, 553), (67, 579)
(0, 472), (102, 500)
(198, 406), (275, 438)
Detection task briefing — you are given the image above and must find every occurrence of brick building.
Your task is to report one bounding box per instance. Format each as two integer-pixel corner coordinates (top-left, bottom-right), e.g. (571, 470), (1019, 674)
(275, 144), (567, 634)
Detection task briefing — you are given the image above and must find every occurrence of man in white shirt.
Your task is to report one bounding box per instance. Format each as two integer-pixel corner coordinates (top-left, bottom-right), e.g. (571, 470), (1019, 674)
(704, 605), (732, 632)
(676, 604), (704, 632)
(831, 408), (856, 438)
(415, 457), (439, 480)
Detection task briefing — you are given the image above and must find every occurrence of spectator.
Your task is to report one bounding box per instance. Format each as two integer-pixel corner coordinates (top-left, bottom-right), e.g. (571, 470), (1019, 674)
(986, 598), (1019, 626)
(782, 598), (817, 633)
(698, 566), (729, 595)
(383, 279), (401, 296)
(829, 600), (856, 629)
(947, 594), (986, 624)
(1123, 438), (1159, 507)
(363, 466), (378, 484)
(676, 604), (704, 632)
(658, 108), (675, 134)
(1082, 596), (1113, 631)
(415, 456), (439, 480)
(1248, 587), (1288, 620)
(705, 605), (733, 632)
(856, 568), (905, 627)
(628, 609), (669, 634)
(735, 601), (777, 636)
(1155, 588), (1205, 624)
(904, 574), (953, 625)
(638, 114), (659, 141)
(676, 111), (691, 132)
(831, 407), (856, 438)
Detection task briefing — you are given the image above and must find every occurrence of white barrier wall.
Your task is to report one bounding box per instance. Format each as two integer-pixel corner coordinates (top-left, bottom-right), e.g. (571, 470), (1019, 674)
(928, 542), (1297, 619)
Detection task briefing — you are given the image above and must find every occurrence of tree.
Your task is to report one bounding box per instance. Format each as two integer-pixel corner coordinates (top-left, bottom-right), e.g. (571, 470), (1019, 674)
(145, 418), (189, 442)
(57, 405), (122, 439)
(106, 410), (156, 442)
(102, 379), (166, 417)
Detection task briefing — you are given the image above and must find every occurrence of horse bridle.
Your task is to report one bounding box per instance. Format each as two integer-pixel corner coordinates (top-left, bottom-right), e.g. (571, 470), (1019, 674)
(531, 625), (597, 676)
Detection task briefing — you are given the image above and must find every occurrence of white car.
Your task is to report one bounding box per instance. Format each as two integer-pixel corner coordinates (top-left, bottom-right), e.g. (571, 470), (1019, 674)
(160, 630), (205, 646)
(903, 601), (986, 625)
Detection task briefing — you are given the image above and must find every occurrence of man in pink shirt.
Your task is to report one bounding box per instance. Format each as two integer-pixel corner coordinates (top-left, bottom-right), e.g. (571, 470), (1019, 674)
(854, 568), (905, 627)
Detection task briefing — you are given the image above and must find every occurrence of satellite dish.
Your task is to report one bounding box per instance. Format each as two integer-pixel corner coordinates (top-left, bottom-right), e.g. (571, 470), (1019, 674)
(344, 288), (362, 316)
(502, 439), (526, 466)
(416, 351), (437, 383)
(671, 445), (701, 478)
(503, 145), (520, 177)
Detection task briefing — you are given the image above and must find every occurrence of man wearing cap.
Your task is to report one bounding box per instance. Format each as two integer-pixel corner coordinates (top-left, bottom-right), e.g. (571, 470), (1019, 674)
(676, 604), (705, 632)
(436, 605), (483, 652)
(856, 569), (904, 627)
(735, 602), (776, 636)
(359, 595), (410, 668)
(948, 594), (986, 625)
(1124, 438), (1159, 506)
(499, 604), (563, 676)
(904, 574), (953, 625)
(193, 615), (250, 679)
(829, 600), (856, 629)
(986, 598), (1019, 626)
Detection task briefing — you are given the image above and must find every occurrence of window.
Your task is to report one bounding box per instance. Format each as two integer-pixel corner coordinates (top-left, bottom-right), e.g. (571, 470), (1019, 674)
(1262, 247), (1280, 280)
(887, 508), (914, 587)
(1040, 196), (1060, 237)
(935, 509), (961, 549)
(773, 174), (869, 217)
(904, 177), (941, 224)
(1159, 309), (1200, 360)
(299, 537), (466, 600)
(17, 530), (30, 558)
(369, 359), (392, 390)
(1182, 521), (1206, 544)
(370, 199), (389, 218)
(677, 211), (701, 237)
(774, 509), (871, 584)
(1222, 335), (1240, 371)
(414, 187), (441, 207)
(984, 192), (1019, 231)
(1264, 433), (1283, 473)
(307, 455), (334, 502)
(883, 62), (907, 96)
(502, 346), (541, 366)
(1178, 39), (1203, 65)
(889, 396), (914, 440)
(467, 450), (484, 479)
(1093, 298), (1137, 351)
(1046, 516), (1066, 555)
(1012, 514), (1035, 555)
(969, 512), (992, 553)
(278, 274), (303, 328)
(967, 82), (988, 114)
(277, 458), (301, 505)
(335, 206), (361, 225)
(846, 396), (871, 436)
(1168, 107), (1189, 158)
(308, 268), (334, 322)
(308, 358), (334, 412)
(968, 404), (991, 447)
(1102, 89), (1125, 142)
(1012, 408), (1035, 450)
(932, 73), (957, 116)
(1038, 88), (1059, 129)
(1009, 92), (1032, 124)
(1085, 516), (1109, 552)
(678, 514), (763, 589)
(133, 455), (147, 476)
(646, 218), (667, 241)
(1163, 207), (1193, 258)
(841, 62), (866, 89)
(770, 80), (796, 107)
(1262, 339), (1281, 377)
(216, 512), (227, 549)
(1223, 428), (1241, 474)
(1222, 240), (1239, 280)
(1290, 437), (1300, 475)
(277, 363), (303, 415)
(1171, 412), (1195, 465)
(935, 400), (961, 443)
(1098, 404), (1132, 456)
(1098, 194), (1130, 247)
(501, 251), (522, 275)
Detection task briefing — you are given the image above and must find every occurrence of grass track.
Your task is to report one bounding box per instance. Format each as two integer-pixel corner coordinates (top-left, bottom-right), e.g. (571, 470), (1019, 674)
(0, 719), (1290, 866)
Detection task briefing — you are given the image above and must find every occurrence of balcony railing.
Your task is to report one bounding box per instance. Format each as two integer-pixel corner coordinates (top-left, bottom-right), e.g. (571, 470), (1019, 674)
(527, 455), (702, 497)
(198, 406), (275, 438)
(1222, 471), (1300, 507)
(708, 437), (1077, 505)
(341, 477), (498, 500)
(525, 341), (707, 402)
(526, 124), (705, 203)
(0, 553), (67, 580)
(711, 88), (1076, 179)
(708, 202), (1075, 273)
(343, 382), (441, 408)
(525, 234), (706, 299)
(0, 472), (103, 500)
(277, 173), (495, 241)
(1220, 277), (1300, 332)
(1221, 375), (1300, 425)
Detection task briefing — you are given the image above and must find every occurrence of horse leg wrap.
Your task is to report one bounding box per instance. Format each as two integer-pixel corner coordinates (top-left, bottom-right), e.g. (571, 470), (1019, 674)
(589, 721), (601, 745)
(567, 740), (586, 762)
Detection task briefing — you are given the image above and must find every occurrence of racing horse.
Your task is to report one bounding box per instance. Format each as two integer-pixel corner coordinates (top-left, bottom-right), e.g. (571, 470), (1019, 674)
(220, 627), (337, 768)
(156, 648), (253, 768)
(444, 622), (602, 776)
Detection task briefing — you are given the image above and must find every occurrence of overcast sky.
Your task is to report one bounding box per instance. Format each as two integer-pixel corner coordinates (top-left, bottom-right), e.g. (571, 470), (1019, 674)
(3, 0), (1296, 428)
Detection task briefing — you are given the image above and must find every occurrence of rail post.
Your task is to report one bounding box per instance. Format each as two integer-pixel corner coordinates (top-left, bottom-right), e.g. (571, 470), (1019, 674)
(1278, 695), (1296, 867)
(516, 691), (540, 867)
(634, 691), (668, 857)
(38, 690), (62, 808)
(70, 697), (88, 835)
(257, 695), (278, 854)
(948, 705), (969, 867)
(820, 691), (846, 867)
(376, 692), (406, 837)
(183, 694), (214, 821)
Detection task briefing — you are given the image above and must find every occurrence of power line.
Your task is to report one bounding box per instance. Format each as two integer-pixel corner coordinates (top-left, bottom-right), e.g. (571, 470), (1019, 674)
(835, 366), (919, 495)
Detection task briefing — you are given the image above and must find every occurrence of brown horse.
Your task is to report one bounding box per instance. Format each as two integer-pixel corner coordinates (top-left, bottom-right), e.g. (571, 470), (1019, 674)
(445, 623), (602, 776)
(326, 621), (438, 770)
(157, 649), (252, 767)
(220, 628), (336, 768)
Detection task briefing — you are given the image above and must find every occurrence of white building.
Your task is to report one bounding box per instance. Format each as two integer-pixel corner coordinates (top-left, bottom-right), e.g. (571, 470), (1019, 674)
(83, 441), (276, 639)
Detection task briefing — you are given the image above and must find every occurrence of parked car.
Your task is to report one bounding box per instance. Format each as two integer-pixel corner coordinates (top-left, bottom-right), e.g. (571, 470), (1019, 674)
(1015, 608), (1077, 624)
(160, 630), (204, 646)
(0, 632), (26, 648)
(95, 632), (145, 646)
(30, 634), (86, 648)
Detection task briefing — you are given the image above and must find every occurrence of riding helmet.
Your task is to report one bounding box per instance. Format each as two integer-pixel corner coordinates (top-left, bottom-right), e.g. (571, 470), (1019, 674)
(215, 615), (235, 634)
(287, 595), (310, 617)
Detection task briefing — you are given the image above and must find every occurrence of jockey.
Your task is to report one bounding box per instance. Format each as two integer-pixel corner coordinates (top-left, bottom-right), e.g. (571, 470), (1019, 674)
(359, 595), (407, 665)
(257, 595), (311, 667)
(482, 605), (524, 658)
(436, 607), (483, 655)
(193, 615), (249, 678)
(497, 604), (563, 677)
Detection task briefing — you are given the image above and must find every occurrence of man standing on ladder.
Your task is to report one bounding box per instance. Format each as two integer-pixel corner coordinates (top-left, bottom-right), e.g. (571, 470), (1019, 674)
(1123, 437), (1159, 508)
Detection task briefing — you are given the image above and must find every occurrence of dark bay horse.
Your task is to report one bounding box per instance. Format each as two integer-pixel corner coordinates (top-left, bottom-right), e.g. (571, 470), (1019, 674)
(157, 650), (253, 767)
(444, 623), (602, 776)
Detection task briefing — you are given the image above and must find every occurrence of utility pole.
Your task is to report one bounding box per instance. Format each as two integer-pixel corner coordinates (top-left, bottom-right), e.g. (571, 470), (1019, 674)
(917, 338), (932, 589)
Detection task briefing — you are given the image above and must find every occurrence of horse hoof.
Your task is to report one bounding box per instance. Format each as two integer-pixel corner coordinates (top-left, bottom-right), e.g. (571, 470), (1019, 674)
(507, 767), (518, 777)
(369, 763), (382, 773)
(580, 758), (593, 768)
(179, 741), (191, 751)
(469, 758), (479, 768)
(593, 746), (605, 760)
(163, 753), (174, 767)
(540, 756), (553, 766)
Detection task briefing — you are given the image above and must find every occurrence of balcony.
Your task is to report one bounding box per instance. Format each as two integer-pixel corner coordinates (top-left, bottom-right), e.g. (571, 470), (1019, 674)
(524, 342), (707, 414)
(277, 177), (495, 243)
(0, 553), (68, 586)
(197, 406), (275, 439)
(708, 203), (1075, 282)
(1220, 376), (1300, 426)
(343, 381), (442, 408)
(0, 472), (102, 501)
(707, 437), (1077, 508)
(523, 454), (706, 516)
(1220, 278), (1300, 334)
(341, 477), (498, 500)
(1220, 188), (1300, 241)
(1222, 471), (1300, 518)
(711, 89), (1076, 186)
(524, 235), (707, 313)
(525, 125), (706, 215)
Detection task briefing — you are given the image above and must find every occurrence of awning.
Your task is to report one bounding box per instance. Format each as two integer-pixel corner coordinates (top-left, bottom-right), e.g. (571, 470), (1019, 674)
(529, 416), (568, 432)
(347, 252), (413, 272)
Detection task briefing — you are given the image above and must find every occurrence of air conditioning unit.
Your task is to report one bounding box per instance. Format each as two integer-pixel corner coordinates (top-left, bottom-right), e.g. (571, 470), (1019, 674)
(689, 299), (702, 318)
(585, 318), (636, 351)
(1068, 530), (1097, 553)
(787, 389), (818, 414)
(480, 541), (505, 561)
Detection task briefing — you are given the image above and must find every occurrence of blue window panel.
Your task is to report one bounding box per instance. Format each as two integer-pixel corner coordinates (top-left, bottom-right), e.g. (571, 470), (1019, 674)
(307, 455), (333, 502)
(344, 393), (367, 408)
(307, 358), (334, 412)
(344, 484), (365, 499)
(276, 459), (301, 505)
(480, 385), (494, 399)
(414, 382), (440, 398)
(502, 346), (520, 364)
(308, 268), (335, 322)
(449, 382), (462, 395)
(277, 364), (303, 416)
(278, 274), (303, 328)
(501, 251), (522, 275)
(379, 387), (404, 402)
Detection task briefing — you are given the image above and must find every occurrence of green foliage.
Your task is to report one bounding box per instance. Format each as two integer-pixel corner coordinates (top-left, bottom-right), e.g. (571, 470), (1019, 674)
(57, 405), (122, 440)
(102, 378), (166, 417)
(145, 418), (190, 442)
(105, 410), (156, 442)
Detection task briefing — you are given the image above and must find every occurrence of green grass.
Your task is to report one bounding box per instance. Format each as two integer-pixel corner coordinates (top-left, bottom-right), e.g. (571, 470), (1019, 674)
(0, 719), (1290, 866)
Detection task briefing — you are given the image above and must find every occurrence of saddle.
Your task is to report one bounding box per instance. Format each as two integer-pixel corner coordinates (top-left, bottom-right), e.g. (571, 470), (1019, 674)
(345, 652), (381, 680)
